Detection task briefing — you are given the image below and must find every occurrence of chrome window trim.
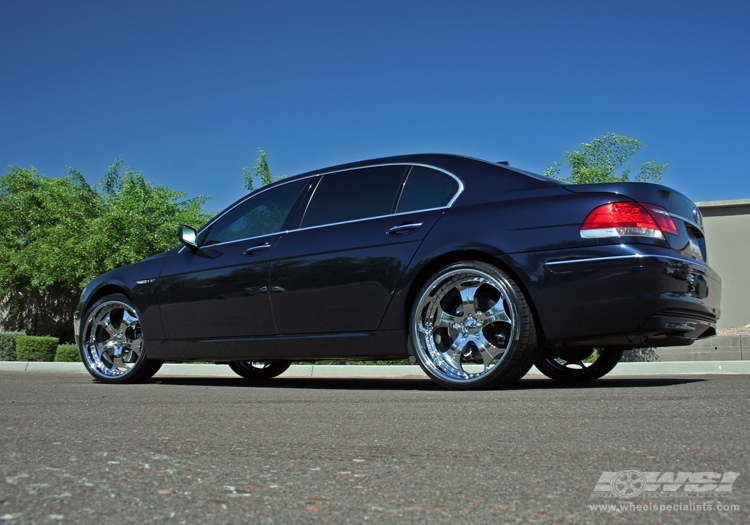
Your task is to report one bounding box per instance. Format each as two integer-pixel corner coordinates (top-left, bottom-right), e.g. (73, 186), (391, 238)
(545, 253), (712, 271)
(179, 162), (464, 251)
(292, 204), (451, 235)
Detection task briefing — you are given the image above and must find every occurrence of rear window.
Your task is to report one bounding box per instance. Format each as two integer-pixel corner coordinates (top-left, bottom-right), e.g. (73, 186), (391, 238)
(397, 166), (459, 213)
(301, 166), (407, 228)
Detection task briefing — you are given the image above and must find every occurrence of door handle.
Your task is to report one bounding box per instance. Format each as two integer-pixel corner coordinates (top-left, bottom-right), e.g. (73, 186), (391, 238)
(388, 223), (423, 236)
(244, 243), (272, 256)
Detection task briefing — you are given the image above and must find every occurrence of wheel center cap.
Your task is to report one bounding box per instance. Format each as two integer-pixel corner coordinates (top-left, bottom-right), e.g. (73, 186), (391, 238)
(463, 316), (479, 334)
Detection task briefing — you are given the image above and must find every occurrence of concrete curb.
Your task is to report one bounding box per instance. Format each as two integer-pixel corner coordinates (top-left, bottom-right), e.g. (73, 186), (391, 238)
(2, 361), (750, 378)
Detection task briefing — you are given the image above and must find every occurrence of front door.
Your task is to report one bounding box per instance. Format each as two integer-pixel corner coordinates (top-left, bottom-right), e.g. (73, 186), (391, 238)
(157, 178), (309, 341)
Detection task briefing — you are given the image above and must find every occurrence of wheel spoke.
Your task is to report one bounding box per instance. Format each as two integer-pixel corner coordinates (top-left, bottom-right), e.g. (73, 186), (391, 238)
(127, 337), (143, 355)
(478, 303), (511, 325)
(446, 332), (472, 356)
(121, 310), (139, 332)
(440, 349), (464, 374)
(476, 334), (503, 367)
(457, 283), (480, 317)
(100, 311), (117, 338)
(435, 304), (457, 329)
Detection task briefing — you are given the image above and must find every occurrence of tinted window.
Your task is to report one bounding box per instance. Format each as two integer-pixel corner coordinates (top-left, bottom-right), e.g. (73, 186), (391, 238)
(202, 179), (307, 245)
(397, 166), (459, 213)
(301, 166), (407, 228)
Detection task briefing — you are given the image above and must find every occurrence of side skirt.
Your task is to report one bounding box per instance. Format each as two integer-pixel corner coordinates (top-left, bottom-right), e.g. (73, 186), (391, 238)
(146, 329), (408, 362)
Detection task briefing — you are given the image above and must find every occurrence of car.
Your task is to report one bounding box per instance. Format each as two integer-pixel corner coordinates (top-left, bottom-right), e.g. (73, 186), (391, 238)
(73, 153), (721, 389)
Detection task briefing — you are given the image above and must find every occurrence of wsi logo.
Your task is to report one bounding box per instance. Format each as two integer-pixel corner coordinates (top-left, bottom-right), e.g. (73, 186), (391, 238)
(593, 471), (740, 498)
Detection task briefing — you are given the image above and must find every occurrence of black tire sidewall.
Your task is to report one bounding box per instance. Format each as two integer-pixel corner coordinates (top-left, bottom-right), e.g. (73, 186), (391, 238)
(534, 349), (624, 382)
(228, 360), (292, 380)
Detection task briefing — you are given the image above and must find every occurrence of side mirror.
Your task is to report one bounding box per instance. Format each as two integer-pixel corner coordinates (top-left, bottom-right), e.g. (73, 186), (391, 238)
(178, 225), (198, 250)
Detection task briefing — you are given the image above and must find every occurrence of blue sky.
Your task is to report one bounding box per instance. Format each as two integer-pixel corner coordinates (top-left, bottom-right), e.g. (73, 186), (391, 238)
(2, 0), (748, 212)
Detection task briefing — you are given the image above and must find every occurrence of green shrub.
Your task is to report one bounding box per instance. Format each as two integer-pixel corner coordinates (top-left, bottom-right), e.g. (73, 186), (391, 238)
(16, 335), (59, 362)
(0, 331), (26, 361)
(54, 344), (81, 362)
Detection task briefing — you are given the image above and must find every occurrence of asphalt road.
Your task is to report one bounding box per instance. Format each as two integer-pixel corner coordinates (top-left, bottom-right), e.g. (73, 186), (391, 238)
(0, 372), (748, 525)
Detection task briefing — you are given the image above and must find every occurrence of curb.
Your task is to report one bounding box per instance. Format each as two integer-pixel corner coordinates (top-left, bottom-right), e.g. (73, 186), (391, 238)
(2, 361), (750, 378)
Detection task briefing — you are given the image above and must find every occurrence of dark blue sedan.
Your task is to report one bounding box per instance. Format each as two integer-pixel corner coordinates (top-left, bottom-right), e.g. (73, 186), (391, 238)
(74, 154), (721, 389)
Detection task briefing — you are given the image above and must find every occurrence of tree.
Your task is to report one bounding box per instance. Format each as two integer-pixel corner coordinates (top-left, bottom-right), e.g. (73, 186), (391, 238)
(88, 159), (211, 271)
(0, 161), (211, 339)
(0, 166), (101, 338)
(545, 132), (669, 184)
(242, 148), (275, 191)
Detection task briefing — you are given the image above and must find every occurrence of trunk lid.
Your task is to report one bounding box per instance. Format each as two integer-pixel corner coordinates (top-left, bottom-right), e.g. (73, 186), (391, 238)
(565, 182), (707, 262)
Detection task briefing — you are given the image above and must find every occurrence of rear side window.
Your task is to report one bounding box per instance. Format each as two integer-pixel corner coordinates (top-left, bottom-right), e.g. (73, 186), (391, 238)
(301, 166), (407, 228)
(397, 166), (459, 213)
(201, 179), (307, 245)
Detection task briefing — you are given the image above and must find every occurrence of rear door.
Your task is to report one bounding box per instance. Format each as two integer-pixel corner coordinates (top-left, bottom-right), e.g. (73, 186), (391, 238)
(269, 164), (461, 334)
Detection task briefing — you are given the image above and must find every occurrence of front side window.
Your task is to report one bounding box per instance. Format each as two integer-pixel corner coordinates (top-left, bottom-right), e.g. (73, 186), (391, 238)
(396, 166), (459, 213)
(201, 179), (308, 245)
(301, 166), (407, 228)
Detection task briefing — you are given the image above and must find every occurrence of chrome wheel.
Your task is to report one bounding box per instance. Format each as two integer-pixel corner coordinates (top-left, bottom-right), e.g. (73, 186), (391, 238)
(80, 294), (161, 383)
(228, 360), (291, 380)
(534, 348), (623, 382)
(411, 262), (537, 389)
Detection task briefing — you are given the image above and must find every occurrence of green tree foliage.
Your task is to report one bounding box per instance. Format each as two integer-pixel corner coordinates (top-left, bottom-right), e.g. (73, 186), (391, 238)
(89, 159), (211, 270)
(242, 148), (275, 191)
(545, 132), (669, 184)
(0, 161), (211, 338)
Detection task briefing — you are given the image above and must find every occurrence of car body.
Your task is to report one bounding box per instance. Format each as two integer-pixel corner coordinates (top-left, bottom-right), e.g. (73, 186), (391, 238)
(74, 153), (721, 389)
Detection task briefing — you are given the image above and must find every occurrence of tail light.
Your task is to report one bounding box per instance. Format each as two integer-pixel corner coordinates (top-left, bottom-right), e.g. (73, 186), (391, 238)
(581, 201), (679, 239)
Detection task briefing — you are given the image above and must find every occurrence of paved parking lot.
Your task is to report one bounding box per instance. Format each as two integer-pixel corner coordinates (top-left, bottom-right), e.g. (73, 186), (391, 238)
(1, 371), (748, 524)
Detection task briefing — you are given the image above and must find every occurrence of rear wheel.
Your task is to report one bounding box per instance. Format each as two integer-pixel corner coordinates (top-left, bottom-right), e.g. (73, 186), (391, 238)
(228, 361), (291, 380)
(410, 261), (538, 390)
(79, 294), (162, 383)
(534, 348), (624, 382)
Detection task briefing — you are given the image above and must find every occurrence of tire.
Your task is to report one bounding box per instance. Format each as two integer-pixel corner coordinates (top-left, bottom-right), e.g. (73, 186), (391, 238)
(228, 361), (291, 380)
(534, 348), (624, 382)
(410, 261), (538, 390)
(79, 294), (162, 383)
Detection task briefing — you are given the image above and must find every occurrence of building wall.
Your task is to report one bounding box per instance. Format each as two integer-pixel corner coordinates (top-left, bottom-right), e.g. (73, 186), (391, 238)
(697, 200), (750, 329)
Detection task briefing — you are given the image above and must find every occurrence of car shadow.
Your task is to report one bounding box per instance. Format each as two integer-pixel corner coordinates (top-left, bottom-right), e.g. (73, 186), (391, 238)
(149, 375), (706, 391)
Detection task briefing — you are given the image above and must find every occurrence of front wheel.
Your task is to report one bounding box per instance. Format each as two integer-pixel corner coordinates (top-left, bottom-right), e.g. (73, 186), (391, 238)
(228, 361), (291, 380)
(534, 348), (624, 382)
(410, 261), (538, 390)
(79, 294), (162, 383)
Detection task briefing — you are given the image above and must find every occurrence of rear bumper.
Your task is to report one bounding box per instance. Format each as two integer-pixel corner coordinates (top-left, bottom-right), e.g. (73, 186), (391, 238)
(526, 247), (721, 349)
